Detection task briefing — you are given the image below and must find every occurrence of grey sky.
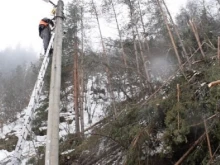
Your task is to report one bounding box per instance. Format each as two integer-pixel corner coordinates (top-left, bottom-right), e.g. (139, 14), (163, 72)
(0, 0), (59, 53)
(0, 0), (187, 55)
(165, 0), (187, 16)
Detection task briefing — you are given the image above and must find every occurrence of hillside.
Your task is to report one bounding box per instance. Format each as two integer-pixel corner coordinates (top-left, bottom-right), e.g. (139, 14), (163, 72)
(1, 0), (220, 164)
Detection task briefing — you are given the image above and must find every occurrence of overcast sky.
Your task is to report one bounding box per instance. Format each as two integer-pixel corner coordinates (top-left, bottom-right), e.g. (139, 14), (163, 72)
(0, 0), (187, 55)
(0, 0), (59, 53)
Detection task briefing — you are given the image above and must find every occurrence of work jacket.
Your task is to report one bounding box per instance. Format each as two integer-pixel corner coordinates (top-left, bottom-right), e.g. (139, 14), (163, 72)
(39, 18), (54, 36)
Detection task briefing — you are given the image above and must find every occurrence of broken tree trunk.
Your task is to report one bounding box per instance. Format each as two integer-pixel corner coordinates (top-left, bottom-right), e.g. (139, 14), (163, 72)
(110, 0), (127, 68)
(161, 0), (191, 67)
(175, 133), (206, 165)
(208, 80), (220, 88)
(156, 0), (186, 77)
(189, 20), (206, 58)
(204, 119), (213, 159)
(218, 37), (220, 64)
(156, 0), (182, 65)
(177, 84), (180, 130)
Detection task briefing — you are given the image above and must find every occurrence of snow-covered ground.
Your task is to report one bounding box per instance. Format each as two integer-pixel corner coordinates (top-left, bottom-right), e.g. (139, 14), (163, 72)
(0, 75), (125, 164)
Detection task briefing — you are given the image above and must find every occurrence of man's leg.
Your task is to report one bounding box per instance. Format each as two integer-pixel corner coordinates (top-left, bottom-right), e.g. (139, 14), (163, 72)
(41, 27), (51, 54)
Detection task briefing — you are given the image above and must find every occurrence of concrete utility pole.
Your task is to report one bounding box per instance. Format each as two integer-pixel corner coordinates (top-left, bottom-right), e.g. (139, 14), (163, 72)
(45, 0), (64, 164)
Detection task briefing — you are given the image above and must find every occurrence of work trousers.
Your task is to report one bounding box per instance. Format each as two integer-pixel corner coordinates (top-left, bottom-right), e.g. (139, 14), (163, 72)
(40, 26), (51, 53)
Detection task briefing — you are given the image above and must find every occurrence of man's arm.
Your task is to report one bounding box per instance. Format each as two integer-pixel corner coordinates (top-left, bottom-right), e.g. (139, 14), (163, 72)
(42, 18), (54, 27)
(48, 19), (54, 27)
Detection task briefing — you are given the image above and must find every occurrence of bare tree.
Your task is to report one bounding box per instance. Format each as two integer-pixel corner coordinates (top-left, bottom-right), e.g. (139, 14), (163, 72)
(79, 2), (85, 138)
(109, 0), (128, 68)
(189, 19), (206, 58)
(161, 0), (191, 67)
(137, 0), (151, 55)
(156, 0), (186, 77)
(72, 5), (80, 136)
(91, 0), (117, 116)
(127, 0), (151, 84)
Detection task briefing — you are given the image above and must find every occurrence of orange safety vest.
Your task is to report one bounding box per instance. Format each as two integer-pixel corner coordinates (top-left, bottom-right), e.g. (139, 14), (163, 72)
(39, 20), (49, 26)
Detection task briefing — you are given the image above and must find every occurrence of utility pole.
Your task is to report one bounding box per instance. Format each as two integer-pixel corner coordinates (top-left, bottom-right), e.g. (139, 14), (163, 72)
(45, 0), (64, 165)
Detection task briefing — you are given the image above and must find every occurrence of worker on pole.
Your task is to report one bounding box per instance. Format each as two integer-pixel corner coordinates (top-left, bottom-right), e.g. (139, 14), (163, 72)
(39, 17), (55, 54)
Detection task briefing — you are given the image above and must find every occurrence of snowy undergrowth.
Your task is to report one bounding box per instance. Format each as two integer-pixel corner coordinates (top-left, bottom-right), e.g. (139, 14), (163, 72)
(0, 74), (126, 164)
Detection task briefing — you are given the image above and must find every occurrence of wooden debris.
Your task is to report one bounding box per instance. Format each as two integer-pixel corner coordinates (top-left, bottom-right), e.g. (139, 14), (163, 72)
(204, 120), (213, 159)
(208, 80), (220, 88)
(175, 133), (206, 165)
